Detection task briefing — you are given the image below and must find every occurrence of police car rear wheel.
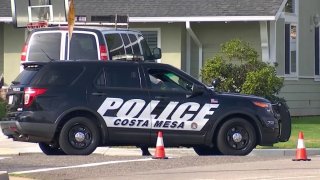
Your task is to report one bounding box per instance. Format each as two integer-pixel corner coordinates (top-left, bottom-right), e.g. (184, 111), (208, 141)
(217, 118), (256, 155)
(39, 142), (66, 155)
(193, 145), (221, 156)
(59, 117), (100, 155)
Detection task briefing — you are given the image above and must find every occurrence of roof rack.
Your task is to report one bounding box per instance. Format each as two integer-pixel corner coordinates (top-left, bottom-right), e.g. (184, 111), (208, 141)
(50, 14), (129, 29)
(112, 54), (144, 61)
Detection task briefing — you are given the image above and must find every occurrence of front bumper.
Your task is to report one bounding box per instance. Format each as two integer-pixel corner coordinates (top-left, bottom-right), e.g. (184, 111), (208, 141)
(257, 102), (291, 145)
(272, 102), (291, 142)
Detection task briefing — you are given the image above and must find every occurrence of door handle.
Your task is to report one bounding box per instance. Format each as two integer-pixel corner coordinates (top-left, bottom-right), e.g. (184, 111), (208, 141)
(91, 92), (107, 96)
(155, 96), (169, 100)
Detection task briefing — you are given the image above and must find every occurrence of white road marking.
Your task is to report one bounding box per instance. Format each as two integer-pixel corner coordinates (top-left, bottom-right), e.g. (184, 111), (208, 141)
(0, 157), (11, 160)
(267, 176), (318, 180)
(10, 158), (154, 175)
(240, 176), (273, 180)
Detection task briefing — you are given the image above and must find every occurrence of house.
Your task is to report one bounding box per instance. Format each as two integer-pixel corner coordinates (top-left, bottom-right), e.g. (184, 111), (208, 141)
(0, 0), (319, 116)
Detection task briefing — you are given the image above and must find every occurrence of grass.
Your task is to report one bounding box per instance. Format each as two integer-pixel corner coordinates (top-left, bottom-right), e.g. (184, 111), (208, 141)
(267, 116), (320, 149)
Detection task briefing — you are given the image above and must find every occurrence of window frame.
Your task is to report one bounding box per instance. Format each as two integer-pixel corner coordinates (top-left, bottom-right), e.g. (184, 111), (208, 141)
(284, 21), (299, 80)
(315, 27), (320, 81)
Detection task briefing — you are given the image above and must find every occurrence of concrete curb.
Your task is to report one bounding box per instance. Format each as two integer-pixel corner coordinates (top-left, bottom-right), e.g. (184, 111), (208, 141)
(1, 146), (320, 157)
(250, 148), (320, 157)
(0, 171), (9, 180)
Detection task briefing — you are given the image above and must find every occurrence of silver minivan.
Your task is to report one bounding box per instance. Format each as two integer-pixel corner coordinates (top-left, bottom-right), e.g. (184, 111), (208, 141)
(21, 26), (161, 62)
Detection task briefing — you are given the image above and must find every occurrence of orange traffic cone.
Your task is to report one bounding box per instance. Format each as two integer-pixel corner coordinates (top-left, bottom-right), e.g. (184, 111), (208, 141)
(292, 131), (311, 161)
(152, 131), (168, 159)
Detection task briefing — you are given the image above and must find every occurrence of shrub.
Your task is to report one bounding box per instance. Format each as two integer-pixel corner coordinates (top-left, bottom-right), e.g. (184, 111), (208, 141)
(0, 98), (6, 120)
(201, 39), (284, 102)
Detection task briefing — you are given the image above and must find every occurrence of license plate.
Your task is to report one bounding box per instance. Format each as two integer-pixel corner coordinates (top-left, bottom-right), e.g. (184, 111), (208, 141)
(8, 95), (13, 104)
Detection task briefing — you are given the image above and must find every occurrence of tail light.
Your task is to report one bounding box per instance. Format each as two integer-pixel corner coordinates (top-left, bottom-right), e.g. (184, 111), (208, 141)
(24, 88), (47, 108)
(21, 44), (28, 61)
(99, 45), (108, 60)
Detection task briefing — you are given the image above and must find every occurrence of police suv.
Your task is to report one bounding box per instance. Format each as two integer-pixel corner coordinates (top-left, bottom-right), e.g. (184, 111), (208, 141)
(0, 60), (291, 156)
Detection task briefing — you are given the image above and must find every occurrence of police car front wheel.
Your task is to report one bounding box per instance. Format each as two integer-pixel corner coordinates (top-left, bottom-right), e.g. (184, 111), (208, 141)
(217, 118), (256, 155)
(59, 117), (100, 155)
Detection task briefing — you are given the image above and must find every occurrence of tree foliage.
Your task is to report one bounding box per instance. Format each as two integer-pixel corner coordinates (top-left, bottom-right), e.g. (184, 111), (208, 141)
(201, 39), (284, 102)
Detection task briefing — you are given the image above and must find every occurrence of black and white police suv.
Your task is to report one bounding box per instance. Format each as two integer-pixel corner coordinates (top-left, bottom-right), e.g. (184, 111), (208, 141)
(0, 60), (291, 156)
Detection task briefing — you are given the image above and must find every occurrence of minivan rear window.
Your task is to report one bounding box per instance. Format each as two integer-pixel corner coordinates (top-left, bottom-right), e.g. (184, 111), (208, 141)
(31, 64), (84, 86)
(69, 33), (98, 60)
(28, 33), (61, 61)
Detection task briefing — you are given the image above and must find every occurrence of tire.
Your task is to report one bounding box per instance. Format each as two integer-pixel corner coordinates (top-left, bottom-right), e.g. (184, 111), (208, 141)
(193, 145), (221, 156)
(217, 118), (256, 156)
(39, 142), (66, 155)
(59, 117), (100, 155)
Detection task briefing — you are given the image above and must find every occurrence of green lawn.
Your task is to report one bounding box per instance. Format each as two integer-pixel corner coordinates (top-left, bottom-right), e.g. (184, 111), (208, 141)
(271, 116), (320, 149)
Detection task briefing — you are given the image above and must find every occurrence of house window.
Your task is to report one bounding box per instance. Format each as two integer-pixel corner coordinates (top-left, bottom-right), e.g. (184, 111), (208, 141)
(141, 30), (159, 51)
(285, 24), (297, 75)
(316, 27), (320, 76)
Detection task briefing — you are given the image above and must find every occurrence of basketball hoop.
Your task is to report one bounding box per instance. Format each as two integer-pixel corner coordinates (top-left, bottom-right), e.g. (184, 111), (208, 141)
(26, 21), (48, 31)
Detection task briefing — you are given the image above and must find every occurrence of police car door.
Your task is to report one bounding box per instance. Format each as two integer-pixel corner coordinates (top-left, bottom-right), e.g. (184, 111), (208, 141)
(89, 63), (151, 145)
(142, 64), (215, 146)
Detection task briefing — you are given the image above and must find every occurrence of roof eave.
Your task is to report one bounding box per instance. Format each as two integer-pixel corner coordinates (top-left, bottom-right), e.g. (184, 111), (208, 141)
(0, 17), (12, 22)
(0, 16), (277, 23)
(129, 16), (276, 22)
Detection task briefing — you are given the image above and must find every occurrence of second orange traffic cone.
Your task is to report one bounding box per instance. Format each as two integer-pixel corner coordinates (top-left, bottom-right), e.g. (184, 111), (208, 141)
(152, 131), (168, 159)
(292, 131), (311, 161)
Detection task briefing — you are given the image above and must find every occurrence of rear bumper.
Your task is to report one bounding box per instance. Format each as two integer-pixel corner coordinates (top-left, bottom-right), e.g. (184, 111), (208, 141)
(0, 120), (56, 143)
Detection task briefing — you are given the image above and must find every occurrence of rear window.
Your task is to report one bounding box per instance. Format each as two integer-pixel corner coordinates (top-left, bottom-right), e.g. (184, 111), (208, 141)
(30, 64), (84, 86)
(28, 33), (61, 61)
(12, 66), (41, 85)
(69, 33), (98, 60)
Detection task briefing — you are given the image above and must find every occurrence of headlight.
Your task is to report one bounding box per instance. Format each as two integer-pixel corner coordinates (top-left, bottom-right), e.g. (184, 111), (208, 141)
(252, 101), (273, 113)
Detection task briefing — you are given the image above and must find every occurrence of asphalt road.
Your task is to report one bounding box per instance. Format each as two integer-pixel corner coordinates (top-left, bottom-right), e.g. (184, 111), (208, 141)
(1, 153), (320, 180)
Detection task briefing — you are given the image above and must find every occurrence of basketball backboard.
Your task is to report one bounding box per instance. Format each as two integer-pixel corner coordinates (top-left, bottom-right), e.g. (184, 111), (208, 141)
(11, 0), (69, 28)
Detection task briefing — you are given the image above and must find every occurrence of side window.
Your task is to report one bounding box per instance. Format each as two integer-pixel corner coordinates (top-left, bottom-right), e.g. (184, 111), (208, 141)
(105, 65), (141, 88)
(138, 34), (153, 60)
(105, 33), (125, 60)
(69, 33), (98, 60)
(31, 64), (84, 86)
(128, 34), (142, 56)
(121, 33), (133, 55)
(29, 33), (61, 62)
(147, 68), (193, 92)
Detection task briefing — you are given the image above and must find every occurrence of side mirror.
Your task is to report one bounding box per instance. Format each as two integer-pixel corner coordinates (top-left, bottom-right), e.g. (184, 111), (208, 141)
(153, 48), (162, 59)
(211, 78), (220, 89)
(187, 84), (204, 98)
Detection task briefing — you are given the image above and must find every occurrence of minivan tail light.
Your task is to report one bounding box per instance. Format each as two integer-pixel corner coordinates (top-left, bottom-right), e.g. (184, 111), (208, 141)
(99, 45), (108, 60)
(21, 44), (28, 61)
(24, 88), (47, 108)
